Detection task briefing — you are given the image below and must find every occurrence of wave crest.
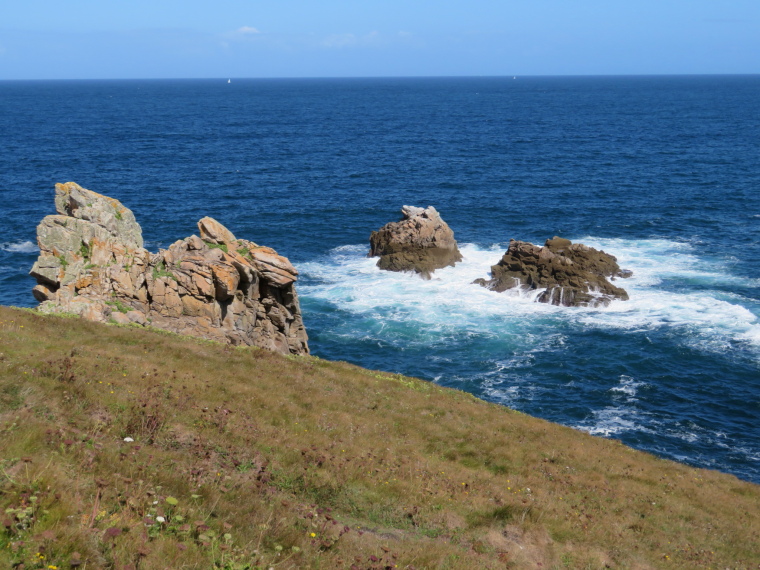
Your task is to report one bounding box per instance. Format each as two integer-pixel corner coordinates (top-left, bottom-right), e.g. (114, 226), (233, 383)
(1, 241), (38, 253)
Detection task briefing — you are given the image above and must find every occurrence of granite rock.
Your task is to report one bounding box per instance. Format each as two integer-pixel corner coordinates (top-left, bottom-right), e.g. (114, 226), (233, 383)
(474, 236), (631, 307)
(369, 205), (463, 279)
(30, 182), (309, 355)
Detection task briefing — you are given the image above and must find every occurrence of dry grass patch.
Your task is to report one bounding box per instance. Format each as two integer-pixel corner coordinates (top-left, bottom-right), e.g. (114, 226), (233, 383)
(0, 306), (759, 569)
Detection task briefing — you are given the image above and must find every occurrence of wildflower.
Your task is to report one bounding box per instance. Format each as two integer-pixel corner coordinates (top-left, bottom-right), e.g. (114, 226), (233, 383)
(310, 532), (316, 537)
(156, 516), (166, 523)
(123, 437), (134, 442)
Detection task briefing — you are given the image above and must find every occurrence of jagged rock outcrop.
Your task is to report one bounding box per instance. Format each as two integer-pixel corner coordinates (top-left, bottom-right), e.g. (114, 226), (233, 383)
(30, 182), (309, 355)
(369, 206), (463, 279)
(474, 236), (632, 307)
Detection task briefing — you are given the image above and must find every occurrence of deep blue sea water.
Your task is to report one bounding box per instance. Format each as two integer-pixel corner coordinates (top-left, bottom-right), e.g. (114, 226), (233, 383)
(2, 76), (759, 482)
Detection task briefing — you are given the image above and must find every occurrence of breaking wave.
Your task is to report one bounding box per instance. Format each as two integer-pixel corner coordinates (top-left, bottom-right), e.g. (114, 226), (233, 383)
(1, 241), (38, 253)
(300, 238), (760, 356)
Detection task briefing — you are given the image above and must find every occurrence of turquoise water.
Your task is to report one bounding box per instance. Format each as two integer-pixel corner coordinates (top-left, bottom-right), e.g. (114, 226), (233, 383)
(1, 76), (759, 481)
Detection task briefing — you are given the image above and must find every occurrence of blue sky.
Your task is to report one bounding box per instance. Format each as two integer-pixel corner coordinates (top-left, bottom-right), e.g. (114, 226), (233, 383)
(1, 1), (758, 79)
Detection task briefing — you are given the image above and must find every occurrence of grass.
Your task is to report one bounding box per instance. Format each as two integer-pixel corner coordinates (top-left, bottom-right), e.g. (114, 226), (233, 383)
(236, 247), (253, 261)
(79, 241), (91, 262)
(204, 241), (229, 253)
(151, 261), (177, 282)
(0, 305), (758, 569)
(104, 299), (131, 314)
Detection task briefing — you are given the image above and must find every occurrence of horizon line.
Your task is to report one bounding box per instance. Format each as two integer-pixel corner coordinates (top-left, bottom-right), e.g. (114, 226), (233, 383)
(2, 72), (760, 82)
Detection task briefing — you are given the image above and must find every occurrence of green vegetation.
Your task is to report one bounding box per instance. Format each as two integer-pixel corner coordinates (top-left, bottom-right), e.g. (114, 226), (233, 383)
(236, 247), (253, 261)
(79, 240), (91, 261)
(0, 305), (758, 569)
(104, 299), (131, 314)
(151, 261), (177, 282)
(204, 241), (229, 253)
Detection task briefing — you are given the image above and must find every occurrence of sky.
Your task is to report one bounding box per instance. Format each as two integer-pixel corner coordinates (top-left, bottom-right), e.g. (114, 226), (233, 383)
(1, 0), (758, 79)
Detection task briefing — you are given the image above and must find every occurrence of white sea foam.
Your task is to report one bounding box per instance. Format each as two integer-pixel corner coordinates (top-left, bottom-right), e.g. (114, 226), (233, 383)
(567, 237), (760, 352)
(575, 406), (652, 437)
(609, 375), (644, 399)
(573, 375), (650, 436)
(1, 240), (37, 253)
(301, 238), (760, 356)
(301, 243), (566, 355)
(302, 243), (553, 324)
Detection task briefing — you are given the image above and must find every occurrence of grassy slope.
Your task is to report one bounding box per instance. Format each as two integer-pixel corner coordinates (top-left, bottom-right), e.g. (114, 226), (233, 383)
(0, 306), (758, 570)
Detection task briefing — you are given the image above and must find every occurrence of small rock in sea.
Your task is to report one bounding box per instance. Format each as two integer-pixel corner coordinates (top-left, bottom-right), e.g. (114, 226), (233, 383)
(369, 205), (463, 279)
(474, 236), (632, 307)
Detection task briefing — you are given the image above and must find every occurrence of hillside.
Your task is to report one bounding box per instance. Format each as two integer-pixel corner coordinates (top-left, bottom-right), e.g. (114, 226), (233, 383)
(1, 305), (758, 569)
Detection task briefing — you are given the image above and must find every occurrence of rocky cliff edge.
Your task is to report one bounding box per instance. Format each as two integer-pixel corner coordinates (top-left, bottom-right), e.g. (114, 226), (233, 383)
(30, 182), (309, 355)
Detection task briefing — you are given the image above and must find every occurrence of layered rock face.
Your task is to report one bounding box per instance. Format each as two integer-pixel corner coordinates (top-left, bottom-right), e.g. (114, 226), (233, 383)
(474, 236), (632, 307)
(369, 206), (463, 279)
(30, 182), (309, 355)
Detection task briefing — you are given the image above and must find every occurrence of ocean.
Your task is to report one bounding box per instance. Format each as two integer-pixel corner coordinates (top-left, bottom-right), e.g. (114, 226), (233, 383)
(1, 76), (759, 482)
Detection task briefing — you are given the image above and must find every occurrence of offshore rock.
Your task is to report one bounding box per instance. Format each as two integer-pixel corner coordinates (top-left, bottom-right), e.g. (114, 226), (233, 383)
(369, 206), (463, 279)
(30, 182), (309, 355)
(474, 236), (631, 307)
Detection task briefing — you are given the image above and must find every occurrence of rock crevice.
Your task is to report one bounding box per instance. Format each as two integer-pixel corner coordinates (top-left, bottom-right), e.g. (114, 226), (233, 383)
(30, 182), (309, 355)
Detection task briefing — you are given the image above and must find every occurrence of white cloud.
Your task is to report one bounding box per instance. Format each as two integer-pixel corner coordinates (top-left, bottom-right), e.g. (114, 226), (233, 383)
(236, 26), (261, 35)
(321, 33), (357, 48)
(220, 26), (263, 43)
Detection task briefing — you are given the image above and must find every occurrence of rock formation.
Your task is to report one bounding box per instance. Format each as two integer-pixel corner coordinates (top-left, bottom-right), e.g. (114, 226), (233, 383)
(30, 182), (309, 355)
(369, 206), (463, 279)
(474, 236), (632, 307)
